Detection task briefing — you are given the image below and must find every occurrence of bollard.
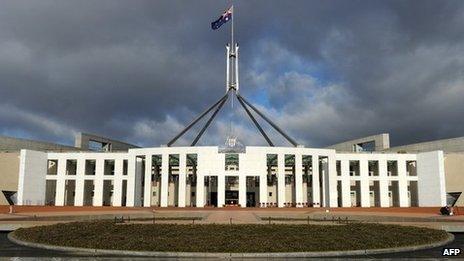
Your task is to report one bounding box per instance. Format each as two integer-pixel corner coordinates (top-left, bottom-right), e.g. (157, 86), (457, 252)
(268, 217), (271, 225)
(153, 215), (156, 224)
(192, 218), (195, 225)
(230, 218), (232, 225)
(307, 216), (309, 225)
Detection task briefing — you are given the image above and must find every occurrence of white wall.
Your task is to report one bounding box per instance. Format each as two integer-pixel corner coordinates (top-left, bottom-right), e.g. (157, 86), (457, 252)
(416, 151), (446, 207)
(16, 146), (447, 208)
(17, 149), (47, 205)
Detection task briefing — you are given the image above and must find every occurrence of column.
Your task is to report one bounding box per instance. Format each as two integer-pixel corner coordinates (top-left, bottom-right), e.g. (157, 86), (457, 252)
(360, 159), (370, 207)
(239, 175), (247, 207)
(328, 156), (338, 207)
(54, 159), (66, 206)
(259, 174), (267, 207)
(178, 154), (187, 207)
(379, 159), (390, 207)
(74, 158), (85, 206)
(277, 154), (286, 207)
(142, 155), (152, 207)
(311, 155), (320, 207)
(398, 159), (409, 207)
(341, 160), (351, 207)
(93, 159), (104, 206)
(126, 155), (136, 207)
(320, 159), (328, 207)
(295, 154), (303, 207)
(160, 154), (169, 207)
(112, 159), (123, 207)
(218, 174), (225, 208)
(196, 174), (204, 207)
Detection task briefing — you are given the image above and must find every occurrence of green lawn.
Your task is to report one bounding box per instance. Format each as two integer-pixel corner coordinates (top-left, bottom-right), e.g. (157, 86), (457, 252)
(13, 221), (448, 252)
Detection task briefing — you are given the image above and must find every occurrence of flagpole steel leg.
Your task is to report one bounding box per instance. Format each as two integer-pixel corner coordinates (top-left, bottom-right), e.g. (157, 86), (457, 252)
(238, 94), (298, 147)
(191, 91), (230, 146)
(167, 92), (229, 147)
(236, 95), (274, 146)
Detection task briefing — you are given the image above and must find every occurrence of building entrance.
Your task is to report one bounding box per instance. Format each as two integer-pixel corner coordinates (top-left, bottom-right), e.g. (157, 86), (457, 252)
(225, 190), (238, 205)
(246, 192), (256, 207)
(210, 192), (217, 207)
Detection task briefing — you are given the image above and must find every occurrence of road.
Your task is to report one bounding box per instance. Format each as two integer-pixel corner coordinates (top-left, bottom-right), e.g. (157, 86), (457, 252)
(0, 231), (462, 259)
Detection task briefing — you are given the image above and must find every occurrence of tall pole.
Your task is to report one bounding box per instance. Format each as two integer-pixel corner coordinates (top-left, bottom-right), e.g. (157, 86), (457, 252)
(229, 5), (235, 141)
(231, 5), (234, 54)
(230, 5), (235, 91)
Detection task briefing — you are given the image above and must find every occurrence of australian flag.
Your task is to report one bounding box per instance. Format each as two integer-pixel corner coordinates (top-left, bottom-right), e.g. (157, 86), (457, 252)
(211, 6), (233, 30)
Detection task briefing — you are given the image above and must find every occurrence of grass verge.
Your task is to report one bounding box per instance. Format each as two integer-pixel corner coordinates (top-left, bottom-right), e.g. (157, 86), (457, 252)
(12, 221), (448, 252)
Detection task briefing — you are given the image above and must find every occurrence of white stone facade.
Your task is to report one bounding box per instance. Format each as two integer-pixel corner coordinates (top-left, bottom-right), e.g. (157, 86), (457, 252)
(17, 146), (447, 208)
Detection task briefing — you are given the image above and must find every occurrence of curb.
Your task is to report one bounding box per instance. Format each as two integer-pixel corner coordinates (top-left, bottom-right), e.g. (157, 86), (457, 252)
(8, 232), (454, 258)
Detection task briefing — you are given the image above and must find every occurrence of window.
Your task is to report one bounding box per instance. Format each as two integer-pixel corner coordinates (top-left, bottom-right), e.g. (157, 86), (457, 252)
(123, 160), (128, 175)
(269, 192), (272, 197)
(104, 160), (115, 175)
(47, 160), (58, 175)
(225, 153), (239, 171)
(66, 160), (77, 175)
(349, 160), (360, 176)
(85, 160), (96, 175)
(191, 192), (196, 197)
(336, 161), (341, 176)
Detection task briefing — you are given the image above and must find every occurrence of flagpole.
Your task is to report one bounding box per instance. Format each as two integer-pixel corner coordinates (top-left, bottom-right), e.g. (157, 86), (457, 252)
(230, 5), (235, 143)
(231, 5), (234, 53)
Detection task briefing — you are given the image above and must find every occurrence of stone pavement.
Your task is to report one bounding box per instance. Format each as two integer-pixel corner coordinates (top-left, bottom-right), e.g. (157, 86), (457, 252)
(202, 210), (260, 224)
(2, 206), (464, 232)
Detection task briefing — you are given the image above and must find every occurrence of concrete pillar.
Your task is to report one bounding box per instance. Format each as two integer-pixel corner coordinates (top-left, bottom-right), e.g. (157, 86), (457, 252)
(160, 154), (169, 207)
(360, 159), (370, 207)
(397, 159), (409, 207)
(259, 174), (267, 207)
(143, 154), (152, 207)
(328, 156), (338, 207)
(417, 151), (446, 207)
(277, 154), (286, 207)
(54, 159), (66, 206)
(196, 174), (204, 207)
(311, 155), (320, 207)
(126, 155), (136, 207)
(379, 159), (389, 207)
(55, 179), (65, 206)
(218, 174), (225, 208)
(93, 159), (104, 206)
(134, 157), (144, 207)
(239, 175), (247, 207)
(295, 154), (303, 207)
(320, 159), (329, 207)
(341, 160), (351, 207)
(112, 159), (123, 207)
(74, 158), (85, 206)
(178, 154), (187, 207)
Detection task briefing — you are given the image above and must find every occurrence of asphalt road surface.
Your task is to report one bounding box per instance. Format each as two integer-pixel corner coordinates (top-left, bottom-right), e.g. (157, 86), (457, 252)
(1, 231), (463, 259)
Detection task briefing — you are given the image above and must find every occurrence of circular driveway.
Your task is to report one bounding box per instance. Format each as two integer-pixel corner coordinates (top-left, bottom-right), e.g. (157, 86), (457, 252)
(1, 231), (462, 259)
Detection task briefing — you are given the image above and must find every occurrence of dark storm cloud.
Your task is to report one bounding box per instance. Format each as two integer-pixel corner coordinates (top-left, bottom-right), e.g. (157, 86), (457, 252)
(0, 0), (463, 147)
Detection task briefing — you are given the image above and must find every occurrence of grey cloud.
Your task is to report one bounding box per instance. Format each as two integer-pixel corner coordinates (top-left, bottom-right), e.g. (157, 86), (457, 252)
(0, 1), (463, 148)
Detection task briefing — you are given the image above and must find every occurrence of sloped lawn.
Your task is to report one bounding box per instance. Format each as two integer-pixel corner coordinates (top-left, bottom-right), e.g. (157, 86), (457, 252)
(12, 221), (448, 252)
